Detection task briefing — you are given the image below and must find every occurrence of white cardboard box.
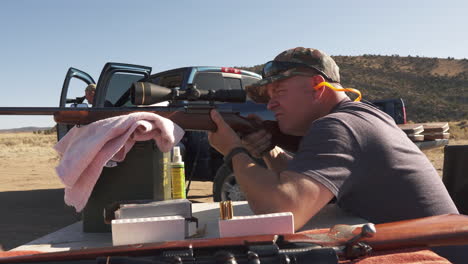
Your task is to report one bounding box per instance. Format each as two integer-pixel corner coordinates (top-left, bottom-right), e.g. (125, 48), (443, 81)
(112, 215), (185, 246)
(219, 212), (294, 237)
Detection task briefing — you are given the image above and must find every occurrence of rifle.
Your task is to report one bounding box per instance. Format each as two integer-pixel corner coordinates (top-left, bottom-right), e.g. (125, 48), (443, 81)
(1, 214), (467, 263)
(0, 82), (301, 152)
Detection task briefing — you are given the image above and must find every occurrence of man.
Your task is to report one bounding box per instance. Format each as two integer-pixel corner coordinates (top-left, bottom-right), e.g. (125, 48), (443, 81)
(208, 47), (458, 230)
(85, 84), (96, 105)
(84, 83), (113, 107)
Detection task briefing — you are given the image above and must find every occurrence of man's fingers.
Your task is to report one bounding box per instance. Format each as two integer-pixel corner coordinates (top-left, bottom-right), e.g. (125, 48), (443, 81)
(210, 109), (227, 129)
(246, 114), (263, 125)
(257, 133), (272, 147)
(241, 130), (273, 158)
(210, 109), (221, 123)
(245, 134), (271, 151)
(242, 133), (270, 147)
(242, 129), (270, 143)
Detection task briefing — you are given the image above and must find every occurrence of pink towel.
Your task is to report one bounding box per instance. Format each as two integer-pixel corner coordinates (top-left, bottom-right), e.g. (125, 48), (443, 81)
(54, 112), (185, 212)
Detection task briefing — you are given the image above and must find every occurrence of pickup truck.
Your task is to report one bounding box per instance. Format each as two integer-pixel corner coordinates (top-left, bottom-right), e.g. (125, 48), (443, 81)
(59, 63), (409, 203)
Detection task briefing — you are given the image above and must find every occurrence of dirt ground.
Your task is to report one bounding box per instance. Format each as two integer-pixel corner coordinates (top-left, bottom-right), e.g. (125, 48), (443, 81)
(0, 151), (213, 250)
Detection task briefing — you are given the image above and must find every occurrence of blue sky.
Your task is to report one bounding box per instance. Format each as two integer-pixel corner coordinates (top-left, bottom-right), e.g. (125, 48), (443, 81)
(0, 0), (467, 129)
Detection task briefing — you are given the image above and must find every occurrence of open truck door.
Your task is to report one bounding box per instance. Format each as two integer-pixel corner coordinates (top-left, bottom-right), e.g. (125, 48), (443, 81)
(93, 62), (151, 107)
(57, 67), (96, 140)
(57, 63), (152, 140)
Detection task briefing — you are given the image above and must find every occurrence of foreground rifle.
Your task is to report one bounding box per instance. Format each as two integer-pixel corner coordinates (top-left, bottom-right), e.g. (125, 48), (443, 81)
(0, 82), (301, 152)
(1, 214), (468, 263)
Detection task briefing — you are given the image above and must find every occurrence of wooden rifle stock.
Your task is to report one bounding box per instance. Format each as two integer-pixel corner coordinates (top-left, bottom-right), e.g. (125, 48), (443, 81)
(0, 107), (301, 152)
(362, 213), (468, 251)
(1, 214), (467, 263)
(285, 214), (468, 251)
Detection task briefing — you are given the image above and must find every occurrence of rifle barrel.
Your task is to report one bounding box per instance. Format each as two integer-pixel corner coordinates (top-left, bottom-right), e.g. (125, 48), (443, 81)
(0, 107), (70, 115)
(0, 107), (301, 152)
(0, 107), (173, 116)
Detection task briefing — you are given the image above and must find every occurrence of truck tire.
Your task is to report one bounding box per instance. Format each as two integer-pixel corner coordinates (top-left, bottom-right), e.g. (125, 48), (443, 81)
(212, 164), (246, 202)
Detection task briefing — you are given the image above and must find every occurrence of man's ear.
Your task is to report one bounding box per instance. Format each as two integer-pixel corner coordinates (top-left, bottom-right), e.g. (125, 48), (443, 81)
(311, 75), (325, 90)
(311, 75), (326, 100)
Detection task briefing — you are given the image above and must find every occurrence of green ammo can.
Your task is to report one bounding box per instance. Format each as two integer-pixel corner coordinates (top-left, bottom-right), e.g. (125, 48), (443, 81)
(82, 140), (166, 232)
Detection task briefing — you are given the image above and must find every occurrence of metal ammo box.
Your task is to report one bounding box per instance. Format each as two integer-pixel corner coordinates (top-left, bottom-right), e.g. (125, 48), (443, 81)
(82, 141), (165, 232)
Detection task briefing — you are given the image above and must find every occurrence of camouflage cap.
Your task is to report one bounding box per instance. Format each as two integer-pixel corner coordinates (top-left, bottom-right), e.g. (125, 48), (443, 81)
(246, 47), (340, 103)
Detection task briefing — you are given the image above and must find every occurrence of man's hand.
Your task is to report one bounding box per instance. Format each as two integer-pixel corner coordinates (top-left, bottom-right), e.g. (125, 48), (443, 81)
(241, 114), (273, 158)
(208, 110), (243, 156)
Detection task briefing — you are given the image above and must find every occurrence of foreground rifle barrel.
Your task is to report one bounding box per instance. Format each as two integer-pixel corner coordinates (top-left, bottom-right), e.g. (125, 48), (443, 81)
(1, 214), (467, 263)
(0, 107), (301, 152)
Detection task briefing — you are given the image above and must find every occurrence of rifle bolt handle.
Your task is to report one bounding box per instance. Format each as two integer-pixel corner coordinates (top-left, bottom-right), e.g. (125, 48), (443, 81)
(361, 223), (376, 238)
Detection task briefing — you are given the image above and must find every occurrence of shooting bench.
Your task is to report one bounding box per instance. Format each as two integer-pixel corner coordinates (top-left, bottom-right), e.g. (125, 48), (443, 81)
(10, 202), (368, 253)
(6, 202), (458, 263)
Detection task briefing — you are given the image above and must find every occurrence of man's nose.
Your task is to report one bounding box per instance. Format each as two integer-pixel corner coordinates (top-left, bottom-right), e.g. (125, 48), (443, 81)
(267, 97), (279, 110)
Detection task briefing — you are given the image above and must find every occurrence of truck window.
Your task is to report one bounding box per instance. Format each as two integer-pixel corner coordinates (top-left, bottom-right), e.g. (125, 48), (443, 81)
(224, 78), (242, 90)
(242, 76), (260, 89)
(242, 76), (261, 102)
(194, 73), (228, 91)
(158, 73), (184, 88)
(105, 72), (145, 106)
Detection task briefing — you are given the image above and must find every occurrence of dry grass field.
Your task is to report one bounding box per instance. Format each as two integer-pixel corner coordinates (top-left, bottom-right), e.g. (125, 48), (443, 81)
(0, 121), (466, 250)
(0, 133), (61, 191)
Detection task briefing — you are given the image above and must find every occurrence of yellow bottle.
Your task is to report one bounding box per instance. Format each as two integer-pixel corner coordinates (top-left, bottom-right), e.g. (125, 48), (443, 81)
(162, 151), (172, 200)
(171, 146), (186, 199)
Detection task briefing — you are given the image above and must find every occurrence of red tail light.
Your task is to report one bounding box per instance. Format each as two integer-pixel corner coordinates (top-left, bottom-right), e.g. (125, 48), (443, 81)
(221, 67), (241, 74)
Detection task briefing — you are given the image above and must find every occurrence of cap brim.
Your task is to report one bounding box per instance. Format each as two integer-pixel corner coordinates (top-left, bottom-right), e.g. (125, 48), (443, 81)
(246, 68), (316, 103)
(246, 76), (285, 103)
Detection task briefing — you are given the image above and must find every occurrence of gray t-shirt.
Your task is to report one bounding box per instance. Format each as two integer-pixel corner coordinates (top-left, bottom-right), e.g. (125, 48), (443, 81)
(288, 98), (458, 224)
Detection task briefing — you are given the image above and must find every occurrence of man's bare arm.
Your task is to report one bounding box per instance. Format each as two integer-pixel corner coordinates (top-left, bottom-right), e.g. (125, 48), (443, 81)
(232, 153), (334, 230)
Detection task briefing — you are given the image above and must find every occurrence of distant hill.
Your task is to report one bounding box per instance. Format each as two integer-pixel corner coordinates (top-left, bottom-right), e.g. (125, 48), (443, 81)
(0, 126), (53, 133)
(240, 55), (468, 122)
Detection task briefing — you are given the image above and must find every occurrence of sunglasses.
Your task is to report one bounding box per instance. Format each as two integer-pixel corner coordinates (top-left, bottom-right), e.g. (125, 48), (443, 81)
(262, 60), (332, 81)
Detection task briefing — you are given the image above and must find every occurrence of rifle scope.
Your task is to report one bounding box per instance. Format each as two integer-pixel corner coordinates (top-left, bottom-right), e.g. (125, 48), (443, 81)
(131, 82), (246, 105)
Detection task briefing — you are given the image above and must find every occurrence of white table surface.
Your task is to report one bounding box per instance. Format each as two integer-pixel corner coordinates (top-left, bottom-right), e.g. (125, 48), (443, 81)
(12, 202), (367, 253)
